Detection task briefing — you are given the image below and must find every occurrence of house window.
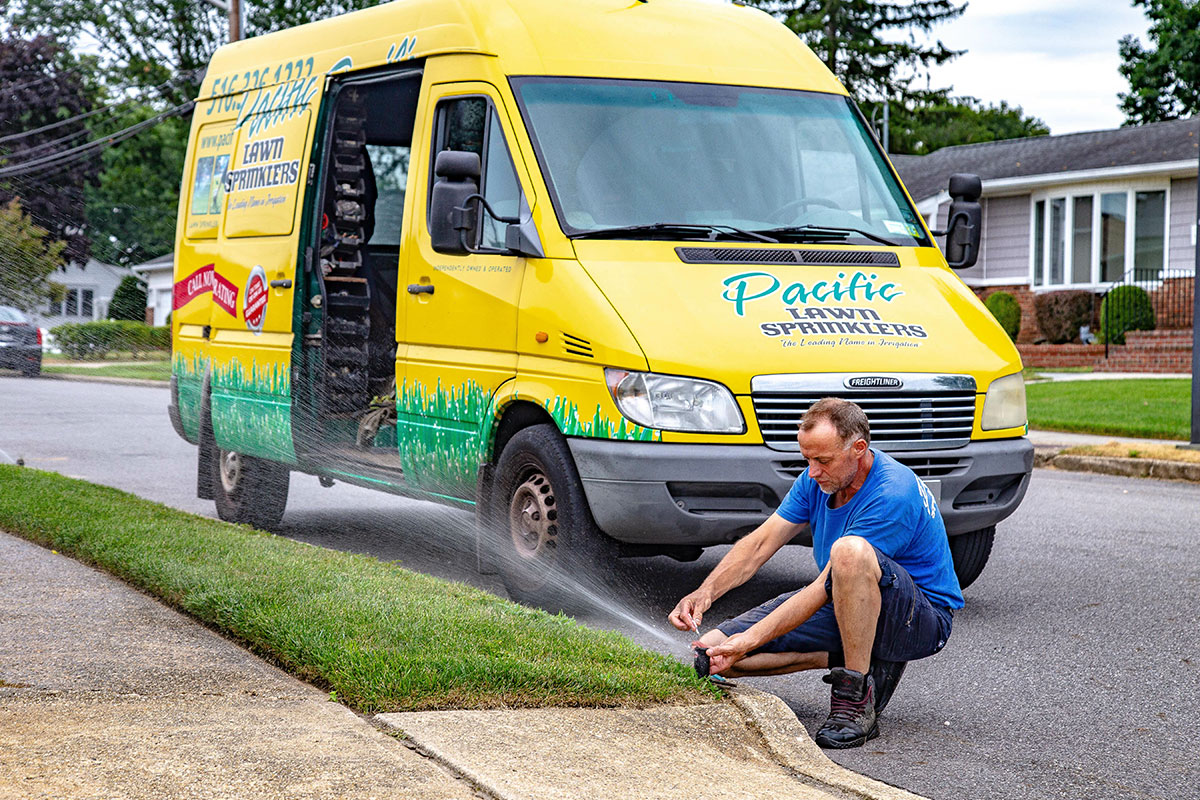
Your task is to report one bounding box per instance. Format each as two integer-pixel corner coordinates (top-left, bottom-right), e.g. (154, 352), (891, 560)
(65, 289), (79, 316)
(1100, 193), (1126, 282)
(1031, 186), (1167, 288)
(81, 289), (94, 318)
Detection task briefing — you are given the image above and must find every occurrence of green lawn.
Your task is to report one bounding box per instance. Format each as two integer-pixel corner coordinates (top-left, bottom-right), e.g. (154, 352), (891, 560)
(44, 361), (172, 381)
(1026, 378), (1191, 440)
(0, 466), (713, 713)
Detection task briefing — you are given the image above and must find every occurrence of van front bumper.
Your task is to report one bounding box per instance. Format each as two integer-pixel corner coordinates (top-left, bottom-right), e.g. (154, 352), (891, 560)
(567, 437), (1033, 547)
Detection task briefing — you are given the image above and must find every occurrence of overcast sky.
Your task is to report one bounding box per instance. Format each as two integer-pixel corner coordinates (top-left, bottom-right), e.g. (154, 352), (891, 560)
(921, 0), (1151, 134)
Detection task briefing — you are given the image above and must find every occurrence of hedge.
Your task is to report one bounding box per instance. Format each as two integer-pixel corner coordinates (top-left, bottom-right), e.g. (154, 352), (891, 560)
(1099, 285), (1156, 345)
(50, 320), (170, 359)
(984, 291), (1021, 341)
(1034, 290), (1095, 344)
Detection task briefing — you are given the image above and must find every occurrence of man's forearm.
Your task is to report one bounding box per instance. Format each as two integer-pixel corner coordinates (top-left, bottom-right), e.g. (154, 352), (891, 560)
(737, 568), (830, 651)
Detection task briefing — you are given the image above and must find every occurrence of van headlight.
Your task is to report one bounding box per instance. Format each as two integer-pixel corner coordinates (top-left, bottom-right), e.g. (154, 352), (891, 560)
(981, 372), (1027, 431)
(604, 369), (745, 434)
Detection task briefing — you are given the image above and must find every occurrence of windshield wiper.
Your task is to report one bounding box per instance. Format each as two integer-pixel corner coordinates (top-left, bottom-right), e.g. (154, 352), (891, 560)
(751, 224), (900, 247)
(572, 222), (777, 243)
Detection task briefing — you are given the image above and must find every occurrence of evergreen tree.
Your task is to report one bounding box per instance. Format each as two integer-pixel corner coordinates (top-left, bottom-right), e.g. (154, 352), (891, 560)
(1117, 0), (1200, 124)
(107, 274), (146, 321)
(744, 0), (966, 103)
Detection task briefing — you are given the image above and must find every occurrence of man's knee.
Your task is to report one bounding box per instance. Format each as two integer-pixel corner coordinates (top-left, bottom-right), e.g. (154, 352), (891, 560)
(829, 536), (882, 580)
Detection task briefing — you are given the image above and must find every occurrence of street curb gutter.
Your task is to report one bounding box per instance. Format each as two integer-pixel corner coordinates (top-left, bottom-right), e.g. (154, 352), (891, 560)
(37, 373), (167, 389)
(727, 686), (928, 800)
(1037, 452), (1200, 482)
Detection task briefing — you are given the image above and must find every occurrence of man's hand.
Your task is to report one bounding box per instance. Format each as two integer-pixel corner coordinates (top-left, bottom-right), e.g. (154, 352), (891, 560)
(704, 632), (756, 675)
(668, 590), (712, 633)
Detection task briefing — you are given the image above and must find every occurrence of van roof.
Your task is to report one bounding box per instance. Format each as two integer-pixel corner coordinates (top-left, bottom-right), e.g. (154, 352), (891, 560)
(199, 0), (844, 101)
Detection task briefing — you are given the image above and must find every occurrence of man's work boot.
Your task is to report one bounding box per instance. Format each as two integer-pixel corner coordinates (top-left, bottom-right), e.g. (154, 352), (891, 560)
(870, 658), (907, 713)
(814, 667), (879, 749)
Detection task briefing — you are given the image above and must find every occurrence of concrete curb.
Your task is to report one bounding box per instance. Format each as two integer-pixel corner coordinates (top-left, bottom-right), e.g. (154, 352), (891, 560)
(1038, 452), (1200, 482)
(37, 372), (167, 389)
(727, 686), (928, 800)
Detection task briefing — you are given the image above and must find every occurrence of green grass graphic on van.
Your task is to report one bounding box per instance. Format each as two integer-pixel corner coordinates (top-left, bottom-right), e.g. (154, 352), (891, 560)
(209, 357), (295, 463)
(395, 379), (659, 498)
(396, 378), (490, 497)
(172, 351), (209, 442)
(544, 395), (660, 442)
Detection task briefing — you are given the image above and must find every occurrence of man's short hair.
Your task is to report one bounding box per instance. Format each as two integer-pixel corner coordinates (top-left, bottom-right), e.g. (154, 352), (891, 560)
(799, 397), (871, 447)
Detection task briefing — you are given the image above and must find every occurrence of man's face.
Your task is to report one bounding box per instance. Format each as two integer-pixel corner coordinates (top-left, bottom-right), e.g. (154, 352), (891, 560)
(798, 420), (867, 495)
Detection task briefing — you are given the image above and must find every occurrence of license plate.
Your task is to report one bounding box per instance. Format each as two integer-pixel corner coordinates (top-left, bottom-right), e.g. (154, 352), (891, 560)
(921, 479), (942, 506)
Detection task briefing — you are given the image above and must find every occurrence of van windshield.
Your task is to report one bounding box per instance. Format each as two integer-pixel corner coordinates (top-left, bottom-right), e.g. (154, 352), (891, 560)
(511, 78), (928, 246)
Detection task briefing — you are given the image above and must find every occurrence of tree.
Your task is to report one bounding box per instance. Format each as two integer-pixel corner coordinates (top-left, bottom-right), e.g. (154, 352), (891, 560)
(4, 0), (384, 103)
(86, 106), (187, 266)
(0, 199), (67, 312)
(107, 274), (146, 321)
(1118, 0), (1200, 124)
(0, 35), (100, 264)
(888, 96), (1050, 155)
(744, 0), (966, 104)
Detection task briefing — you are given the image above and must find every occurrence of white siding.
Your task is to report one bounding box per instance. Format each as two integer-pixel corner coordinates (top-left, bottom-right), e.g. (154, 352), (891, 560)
(953, 194), (1030, 285)
(1168, 176), (1196, 273)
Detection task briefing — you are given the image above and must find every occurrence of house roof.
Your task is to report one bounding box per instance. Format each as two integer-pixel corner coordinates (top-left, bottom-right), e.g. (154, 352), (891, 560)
(129, 253), (174, 275)
(893, 117), (1200, 203)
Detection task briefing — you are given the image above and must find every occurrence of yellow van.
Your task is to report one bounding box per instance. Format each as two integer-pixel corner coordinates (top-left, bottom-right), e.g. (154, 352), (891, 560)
(169, 0), (1032, 603)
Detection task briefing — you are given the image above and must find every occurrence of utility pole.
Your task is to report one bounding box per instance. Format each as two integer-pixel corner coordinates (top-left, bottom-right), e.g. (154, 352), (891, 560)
(1190, 138), (1200, 446)
(229, 0), (242, 42)
(201, 0), (242, 42)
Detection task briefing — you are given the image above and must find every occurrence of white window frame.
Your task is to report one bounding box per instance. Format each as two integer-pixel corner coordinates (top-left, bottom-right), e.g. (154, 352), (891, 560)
(1028, 180), (1171, 291)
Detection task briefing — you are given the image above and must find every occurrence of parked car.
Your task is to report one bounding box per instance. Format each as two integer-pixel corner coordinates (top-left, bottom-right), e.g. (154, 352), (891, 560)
(0, 305), (43, 377)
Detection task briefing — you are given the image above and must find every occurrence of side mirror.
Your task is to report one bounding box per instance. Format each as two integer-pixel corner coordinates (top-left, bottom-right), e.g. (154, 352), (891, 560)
(942, 173), (982, 270)
(430, 150), (481, 254)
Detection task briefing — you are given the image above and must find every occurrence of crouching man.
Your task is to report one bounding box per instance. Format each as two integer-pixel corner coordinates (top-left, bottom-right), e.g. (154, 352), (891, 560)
(668, 397), (963, 748)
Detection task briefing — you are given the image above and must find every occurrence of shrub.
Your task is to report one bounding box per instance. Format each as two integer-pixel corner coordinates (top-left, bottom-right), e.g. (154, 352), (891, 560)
(1099, 285), (1156, 345)
(1034, 290), (1095, 344)
(107, 275), (147, 321)
(984, 291), (1021, 341)
(49, 320), (168, 359)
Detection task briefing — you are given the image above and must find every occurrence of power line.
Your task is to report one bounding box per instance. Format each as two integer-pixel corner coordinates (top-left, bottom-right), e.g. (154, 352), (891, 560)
(0, 69), (203, 147)
(0, 100), (194, 178)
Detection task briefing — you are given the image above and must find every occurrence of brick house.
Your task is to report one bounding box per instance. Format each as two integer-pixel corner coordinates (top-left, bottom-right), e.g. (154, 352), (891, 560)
(893, 118), (1197, 372)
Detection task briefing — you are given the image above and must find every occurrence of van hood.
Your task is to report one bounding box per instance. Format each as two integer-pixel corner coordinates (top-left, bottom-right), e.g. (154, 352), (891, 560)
(572, 241), (1021, 394)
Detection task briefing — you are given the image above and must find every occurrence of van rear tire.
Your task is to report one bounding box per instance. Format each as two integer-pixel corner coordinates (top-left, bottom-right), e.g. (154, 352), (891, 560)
(211, 445), (290, 530)
(491, 424), (617, 610)
(949, 525), (994, 590)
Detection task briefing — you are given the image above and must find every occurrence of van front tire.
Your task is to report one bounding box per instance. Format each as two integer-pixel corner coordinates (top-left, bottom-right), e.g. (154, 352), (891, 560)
(491, 424), (617, 610)
(949, 525), (994, 590)
(211, 446), (290, 530)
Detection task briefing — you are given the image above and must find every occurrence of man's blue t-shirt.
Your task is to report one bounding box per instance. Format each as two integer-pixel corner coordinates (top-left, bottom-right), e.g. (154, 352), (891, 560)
(776, 449), (964, 610)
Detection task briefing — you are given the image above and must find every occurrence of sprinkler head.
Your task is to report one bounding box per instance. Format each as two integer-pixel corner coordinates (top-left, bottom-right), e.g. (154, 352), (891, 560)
(693, 646), (710, 679)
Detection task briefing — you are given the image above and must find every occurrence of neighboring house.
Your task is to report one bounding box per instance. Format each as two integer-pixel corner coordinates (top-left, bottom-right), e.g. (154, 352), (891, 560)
(130, 253), (175, 327)
(893, 118), (1198, 344)
(35, 258), (132, 330)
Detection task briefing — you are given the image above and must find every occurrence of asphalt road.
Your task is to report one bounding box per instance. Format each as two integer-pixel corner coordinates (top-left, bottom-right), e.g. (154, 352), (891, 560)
(2, 374), (1198, 800)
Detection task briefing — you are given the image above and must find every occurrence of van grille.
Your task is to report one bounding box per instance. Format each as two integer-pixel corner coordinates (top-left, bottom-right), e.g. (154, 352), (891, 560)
(773, 455), (970, 481)
(750, 374), (977, 452)
(676, 247), (900, 267)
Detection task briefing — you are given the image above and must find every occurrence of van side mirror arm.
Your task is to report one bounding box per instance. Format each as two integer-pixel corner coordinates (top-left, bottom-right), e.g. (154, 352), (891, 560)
(454, 194), (544, 258)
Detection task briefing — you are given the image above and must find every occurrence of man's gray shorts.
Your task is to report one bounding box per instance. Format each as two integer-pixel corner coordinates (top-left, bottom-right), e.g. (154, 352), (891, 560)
(716, 545), (953, 664)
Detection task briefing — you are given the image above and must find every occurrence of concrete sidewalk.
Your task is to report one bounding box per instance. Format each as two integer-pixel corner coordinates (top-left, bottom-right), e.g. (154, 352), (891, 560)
(0, 531), (924, 800)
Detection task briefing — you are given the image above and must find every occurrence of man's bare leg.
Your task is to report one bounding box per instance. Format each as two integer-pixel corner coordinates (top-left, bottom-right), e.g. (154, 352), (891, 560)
(828, 535), (882, 674)
(694, 629), (830, 677)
